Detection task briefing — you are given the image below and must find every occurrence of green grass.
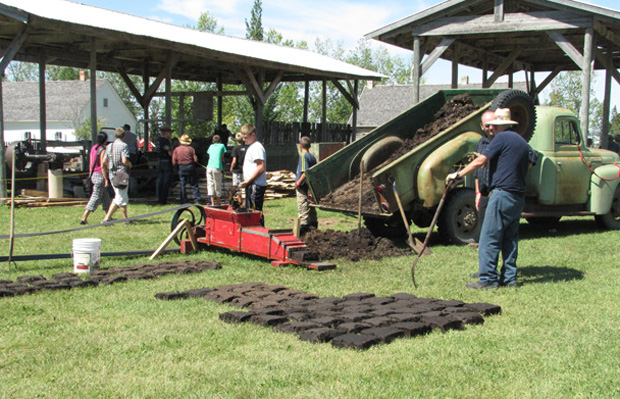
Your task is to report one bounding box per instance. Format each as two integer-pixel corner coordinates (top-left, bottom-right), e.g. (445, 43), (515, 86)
(1, 199), (619, 398)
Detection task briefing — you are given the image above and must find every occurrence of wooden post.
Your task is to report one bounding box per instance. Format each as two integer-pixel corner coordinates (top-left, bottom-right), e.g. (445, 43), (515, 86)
(601, 49), (613, 148)
(217, 75), (223, 127)
(321, 80), (327, 142)
(165, 55), (172, 125)
(351, 79), (359, 143)
(0, 77), (6, 201)
(39, 56), (47, 151)
(90, 39), (97, 144)
(412, 36), (421, 104)
(179, 95), (185, 136)
(143, 61), (150, 148)
(451, 50), (459, 89)
(580, 27), (594, 139)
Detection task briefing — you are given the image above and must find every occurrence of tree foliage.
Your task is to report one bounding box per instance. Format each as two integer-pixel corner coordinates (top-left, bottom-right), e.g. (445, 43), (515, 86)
(245, 0), (263, 41)
(546, 71), (603, 139)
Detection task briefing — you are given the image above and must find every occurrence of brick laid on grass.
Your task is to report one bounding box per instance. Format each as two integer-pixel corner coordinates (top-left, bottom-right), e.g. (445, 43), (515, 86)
(219, 311), (253, 324)
(298, 327), (342, 343)
(331, 333), (379, 350)
(360, 327), (405, 344)
(155, 292), (190, 300)
(465, 302), (502, 316)
(391, 322), (432, 337)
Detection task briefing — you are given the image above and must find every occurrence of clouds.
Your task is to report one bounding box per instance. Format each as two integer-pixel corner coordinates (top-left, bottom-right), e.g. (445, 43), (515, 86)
(155, 0), (422, 46)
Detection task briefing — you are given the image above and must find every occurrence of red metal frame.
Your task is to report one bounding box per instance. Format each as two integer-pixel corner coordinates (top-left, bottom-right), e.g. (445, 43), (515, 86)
(180, 206), (335, 270)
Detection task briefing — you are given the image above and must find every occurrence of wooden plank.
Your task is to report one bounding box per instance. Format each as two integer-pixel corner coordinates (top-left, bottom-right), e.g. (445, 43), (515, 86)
(0, 24), (29, 73)
(411, 11), (593, 36)
(494, 0), (504, 22)
(547, 31), (584, 67)
(150, 219), (195, 260)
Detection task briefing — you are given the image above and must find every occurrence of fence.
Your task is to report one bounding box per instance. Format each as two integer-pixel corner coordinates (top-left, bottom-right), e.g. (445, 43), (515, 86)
(263, 122), (351, 145)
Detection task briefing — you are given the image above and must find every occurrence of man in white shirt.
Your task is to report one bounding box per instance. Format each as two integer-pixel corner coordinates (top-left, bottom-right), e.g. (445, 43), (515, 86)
(239, 123), (267, 226)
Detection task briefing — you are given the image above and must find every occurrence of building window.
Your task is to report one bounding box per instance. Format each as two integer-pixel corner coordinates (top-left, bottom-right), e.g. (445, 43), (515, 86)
(55, 132), (62, 140)
(24, 131), (32, 140)
(103, 98), (109, 107)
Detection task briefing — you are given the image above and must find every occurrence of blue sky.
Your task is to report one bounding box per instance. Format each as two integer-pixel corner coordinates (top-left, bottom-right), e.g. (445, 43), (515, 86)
(76, 0), (620, 109)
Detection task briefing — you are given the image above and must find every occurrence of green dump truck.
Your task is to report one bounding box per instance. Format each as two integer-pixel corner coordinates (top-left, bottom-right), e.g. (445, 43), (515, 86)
(305, 89), (620, 244)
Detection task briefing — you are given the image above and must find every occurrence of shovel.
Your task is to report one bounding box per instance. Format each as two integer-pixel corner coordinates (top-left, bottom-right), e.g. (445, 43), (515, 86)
(392, 181), (430, 256)
(410, 180), (454, 288)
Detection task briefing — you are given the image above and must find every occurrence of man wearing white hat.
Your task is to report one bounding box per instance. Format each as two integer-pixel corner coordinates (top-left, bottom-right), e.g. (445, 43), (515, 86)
(446, 108), (530, 289)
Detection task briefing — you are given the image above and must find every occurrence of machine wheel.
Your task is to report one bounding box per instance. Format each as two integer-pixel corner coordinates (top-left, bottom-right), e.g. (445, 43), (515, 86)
(363, 214), (408, 238)
(595, 184), (620, 229)
(438, 188), (480, 245)
(526, 217), (561, 227)
(490, 90), (537, 142)
(170, 205), (206, 245)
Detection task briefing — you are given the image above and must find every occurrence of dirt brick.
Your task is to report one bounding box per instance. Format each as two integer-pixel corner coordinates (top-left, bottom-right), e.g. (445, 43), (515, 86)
(390, 293), (418, 301)
(343, 293), (375, 301)
(338, 322), (372, 333)
(363, 317), (393, 327)
(388, 313), (420, 323)
(17, 275), (46, 284)
(249, 314), (288, 327)
(219, 311), (253, 324)
(274, 321), (322, 333)
(391, 322), (432, 337)
(340, 313), (372, 323)
(419, 315), (463, 331)
(360, 327), (405, 343)
(298, 327), (342, 343)
(465, 302), (502, 316)
(331, 333), (379, 350)
(309, 316), (344, 328)
(155, 292), (189, 300)
(0, 289), (16, 297)
(451, 312), (485, 325)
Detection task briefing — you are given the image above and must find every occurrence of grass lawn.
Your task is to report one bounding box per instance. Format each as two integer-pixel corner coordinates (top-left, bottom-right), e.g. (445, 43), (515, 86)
(1, 198), (619, 398)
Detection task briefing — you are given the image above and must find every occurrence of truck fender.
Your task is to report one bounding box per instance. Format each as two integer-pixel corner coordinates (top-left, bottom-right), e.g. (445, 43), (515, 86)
(417, 131), (482, 207)
(589, 165), (620, 214)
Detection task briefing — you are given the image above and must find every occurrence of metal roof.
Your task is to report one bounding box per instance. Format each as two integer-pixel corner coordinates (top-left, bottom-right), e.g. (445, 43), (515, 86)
(365, 0), (620, 73)
(0, 0), (384, 84)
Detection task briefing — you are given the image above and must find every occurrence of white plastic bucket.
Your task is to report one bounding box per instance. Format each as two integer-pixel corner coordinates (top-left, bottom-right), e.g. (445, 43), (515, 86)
(72, 238), (102, 273)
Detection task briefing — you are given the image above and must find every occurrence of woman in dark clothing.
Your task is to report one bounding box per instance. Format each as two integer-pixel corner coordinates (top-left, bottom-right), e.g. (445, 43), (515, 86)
(80, 132), (111, 224)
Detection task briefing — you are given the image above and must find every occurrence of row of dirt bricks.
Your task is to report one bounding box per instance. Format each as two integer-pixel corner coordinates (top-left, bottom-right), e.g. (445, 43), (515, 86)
(0, 260), (222, 297)
(156, 282), (501, 350)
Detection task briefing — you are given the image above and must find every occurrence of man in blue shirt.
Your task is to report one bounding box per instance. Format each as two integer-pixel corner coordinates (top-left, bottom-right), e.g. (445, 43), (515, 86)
(446, 108), (530, 289)
(295, 136), (318, 235)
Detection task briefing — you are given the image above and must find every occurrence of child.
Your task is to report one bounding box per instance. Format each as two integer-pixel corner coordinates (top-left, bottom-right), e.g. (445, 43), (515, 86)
(295, 136), (318, 234)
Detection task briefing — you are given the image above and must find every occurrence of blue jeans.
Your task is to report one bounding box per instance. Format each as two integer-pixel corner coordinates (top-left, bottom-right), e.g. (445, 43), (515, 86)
(478, 189), (524, 286)
(245, 184), (266, 226)
(178, 164), (200, 204)
(157, 160), (172, 204)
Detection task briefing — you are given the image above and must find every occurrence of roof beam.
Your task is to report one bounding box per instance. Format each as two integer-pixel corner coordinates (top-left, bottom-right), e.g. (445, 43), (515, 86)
(411, 11), (592, 36)
(532, 65), (562, 96)
(421, 37), (454, 76)
(593, 20), (620, 50)
(331, 79), (358, 109)
(547, 31), (584, 67)
(595, 48), (620, 86)
(0, 24), (29, 73)
(484, 48), (522, 87)
(0, 3), (29, 23)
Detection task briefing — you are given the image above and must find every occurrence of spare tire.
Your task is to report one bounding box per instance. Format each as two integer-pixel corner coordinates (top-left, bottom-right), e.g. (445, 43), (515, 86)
(490, 90), (536, 142)
(360, 136), (404, 173)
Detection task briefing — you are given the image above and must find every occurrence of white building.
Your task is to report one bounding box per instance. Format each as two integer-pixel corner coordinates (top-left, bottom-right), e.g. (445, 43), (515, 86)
(3, 79), (137, 146)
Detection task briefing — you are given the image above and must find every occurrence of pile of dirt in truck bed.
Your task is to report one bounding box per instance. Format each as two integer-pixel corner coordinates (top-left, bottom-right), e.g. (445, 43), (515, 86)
(155, 282), (502, 350)
(320, 94), (481, 212)
(301, 227), (409, 261)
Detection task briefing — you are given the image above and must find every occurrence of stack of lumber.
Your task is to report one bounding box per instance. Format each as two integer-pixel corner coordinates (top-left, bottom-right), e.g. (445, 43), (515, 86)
(0, 196), (87, 208)
(265, 170), (296, 200)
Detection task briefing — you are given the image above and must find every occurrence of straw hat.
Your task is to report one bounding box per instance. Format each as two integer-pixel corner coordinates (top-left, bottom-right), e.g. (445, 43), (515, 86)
(179, 134), (192, 145)
(486, 108), (518, 126)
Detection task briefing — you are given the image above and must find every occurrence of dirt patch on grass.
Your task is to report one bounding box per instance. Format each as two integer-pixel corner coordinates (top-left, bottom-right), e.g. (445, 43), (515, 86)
(301, 227), (409, 261)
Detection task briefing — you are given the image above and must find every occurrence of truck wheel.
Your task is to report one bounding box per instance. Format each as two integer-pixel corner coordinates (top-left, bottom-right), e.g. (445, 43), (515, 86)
(360, 136), (404, 173)
(595, 185), (620, 229)
(438, 188), (480, 245)
(363, 215), (407, 238)
(490, 90), (536, 142)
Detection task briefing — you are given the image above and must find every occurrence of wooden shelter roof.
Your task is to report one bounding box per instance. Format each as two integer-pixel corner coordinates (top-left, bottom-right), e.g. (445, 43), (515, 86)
(0, 0), (384, 84)
(365, 0), (620, 73)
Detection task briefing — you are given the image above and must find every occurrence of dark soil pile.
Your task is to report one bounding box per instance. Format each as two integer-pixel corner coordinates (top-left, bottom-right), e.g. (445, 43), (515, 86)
(301, 227), (409, 261)
(0, 260), (221, 298)
(156, 282), (502, 350)
(320, 94), (481, 212)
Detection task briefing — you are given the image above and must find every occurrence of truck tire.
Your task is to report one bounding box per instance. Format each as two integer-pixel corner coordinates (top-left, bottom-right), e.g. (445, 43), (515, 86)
(360, 136), (404, 173)
(364, 215), (408, 238)
(490, 90), (536, 142)
(438, 188), (480, 245)
(595, 184), (620, 230)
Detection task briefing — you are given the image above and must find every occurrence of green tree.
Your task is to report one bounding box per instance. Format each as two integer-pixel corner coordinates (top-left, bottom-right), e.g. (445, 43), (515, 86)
(546, 71), (602, 139)
(74, 117), (104, 140)
(245, 0), (263, 41)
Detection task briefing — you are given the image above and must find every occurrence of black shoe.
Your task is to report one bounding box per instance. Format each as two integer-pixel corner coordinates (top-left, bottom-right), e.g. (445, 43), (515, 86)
(79, 220), (87, 225)
(466, 281), (499, 290)
(470, 272), (480, 278)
